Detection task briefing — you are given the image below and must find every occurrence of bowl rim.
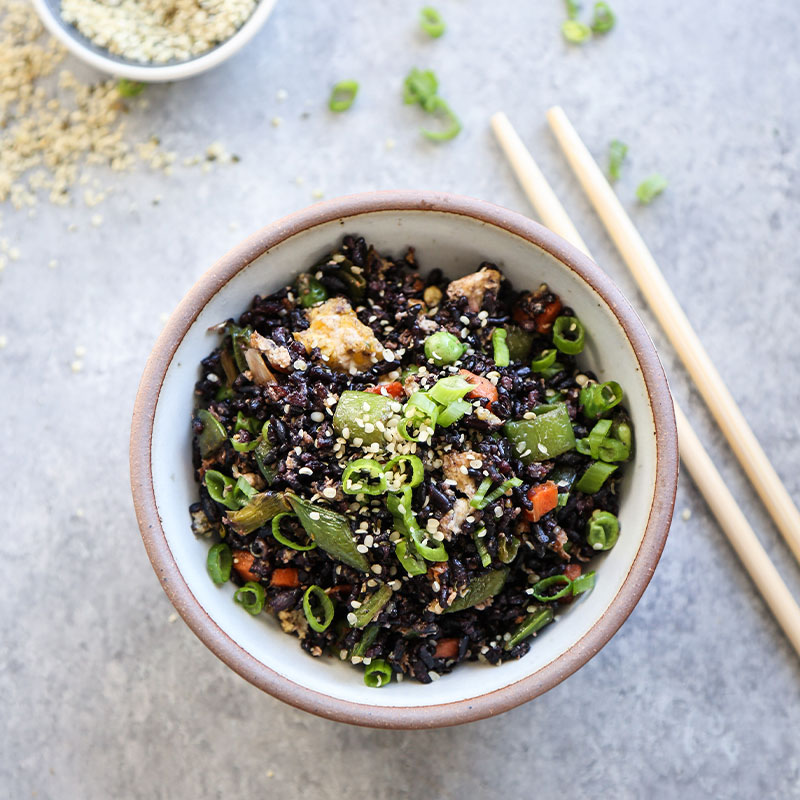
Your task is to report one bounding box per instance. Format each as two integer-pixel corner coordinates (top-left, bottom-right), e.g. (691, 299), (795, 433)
(30, 0), (278, 82)
(130, 190), (678, 729)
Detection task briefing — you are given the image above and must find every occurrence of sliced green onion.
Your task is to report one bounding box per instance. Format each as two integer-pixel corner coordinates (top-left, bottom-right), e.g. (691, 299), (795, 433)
(420, 95), (462, 141)
(197, 409), (227, 457)
(228, 325), (253, 372)
(410, 526), (449, 562)
(385, 454), (424, 490)
(445, 568), (508, 613)
(117, 78), (145, 97)
(484, 477), (523, 505)
(586, 510), (620, 550)
(342, 458), (387, 496)
(231, 476), (257, 509)
(424, 330), (466, 365)
(204, 470), (237, 509)
(398, 411), (438, 442)
(303, 585), (335, 632)
(591, 2), (616, 33)
(429, 375), (472, 405)
(636, 174), (668, 204)
(234, 412), (259, 434)
(572, 570), (597, 595)
(552, 315), (585, 355)
(575, 461), (618, 494)
(206, 542), (232, 585)
(531, 574), (573, 602)
(395, 539), (427, 575)
(608, 139), (628, 182)
(294, 273), (328, 307)
(351, 584), (393, 628)
(506, 325), (534, 362)
(437, 399), (472, 427)
(287, 493), (370, 572)
(557, 492), (570, 508)
(565, 0), (581, 18)
(254, 422), (277, 485)
(497, 535), (521, 564)
(406, 390), (439, 417)
(504, 607), (554, 650)
(420, 6), (446, 37)
(492, 328), (510, 367)
(364, 659), (393, 688)
(214, 386), (235, 401)
(576, 418), (613, 458)
(562, 19), (591, 43)
(231, 433), (260, 453)
(470, 477), (494, 509)
(472, 527), (491, 568)
(234, 581), (266, 615)
(580, 381), (623, 419)
(350, 624), (379, 659)
(530, 349), (557, 373)
(403, 68), (439, 110)
(329, 80), (359, 112)
(271, 512), (317, 551)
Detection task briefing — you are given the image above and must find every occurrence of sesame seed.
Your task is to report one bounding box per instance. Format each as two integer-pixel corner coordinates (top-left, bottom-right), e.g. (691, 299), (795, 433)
(311, 411), (324, 422)
(356, 544), (369, 554)
(537, 443), (549, 455)
(298, 467), (313, 476)
(383, 349), (395, 363)
(347, 613), (358, 625)
(322, 487), (337, 499)
(371, 564), (383, 574)
(309, 511), (321, 521)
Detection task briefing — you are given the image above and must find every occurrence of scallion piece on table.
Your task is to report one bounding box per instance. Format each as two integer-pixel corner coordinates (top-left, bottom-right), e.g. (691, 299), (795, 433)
(591, 2), (616, 33)
(608, 139), (628, 182)
(586, 509), (620, 550)
(504, 607), (554, 650)
(530, 574), (573, 602)
(575, 461), (618, 494)
(271, 512), (317, 551)
(196, 409), (227, 457)
(364, 658), (393, 688)
(636, 174), (668, 204)
(564, 0), (581, 19)
(117, 78), (145, 97)
(492, 328), (510, 366)
(329, 80), (359, 112)
(206, 542), (232, 585)
(572, 570), (597, 595)
(303, 585), (335, 632)
(403, 68), (439, 110)
(580, 381), (623, 419)
(420, 96), (462, 141)
(351, 584), (393, 628)
(562, 19), (591, 43)
(234, 581), (266, 615)
(472, 527), (492, 568)
(552, 315), (585, 355)
(424, 330), (466, 365)
(287, 493), (370, 572)
(419, 6), (446, 37)
(341, 458), (387, 496)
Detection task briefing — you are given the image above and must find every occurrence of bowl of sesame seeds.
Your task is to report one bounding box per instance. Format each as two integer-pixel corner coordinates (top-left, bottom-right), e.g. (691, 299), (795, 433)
(30, 0), (278, 82)
(130, 191), (678, 728)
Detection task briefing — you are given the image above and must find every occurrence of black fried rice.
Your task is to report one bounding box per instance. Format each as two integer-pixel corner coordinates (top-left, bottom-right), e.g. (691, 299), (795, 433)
(189, 235), (633, 685)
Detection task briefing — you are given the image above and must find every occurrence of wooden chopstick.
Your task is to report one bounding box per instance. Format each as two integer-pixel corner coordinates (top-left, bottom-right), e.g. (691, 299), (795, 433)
(545, 105), (800, 566)
(490, 111), (800, 657)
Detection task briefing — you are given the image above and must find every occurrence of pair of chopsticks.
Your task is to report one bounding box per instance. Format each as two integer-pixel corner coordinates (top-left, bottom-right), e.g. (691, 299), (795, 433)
(491, 108), (800, 658)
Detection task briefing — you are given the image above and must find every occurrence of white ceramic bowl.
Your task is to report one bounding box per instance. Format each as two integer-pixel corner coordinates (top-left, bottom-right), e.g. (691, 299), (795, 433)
(31, 0), (278, 82)
(130, 192), (678, 728)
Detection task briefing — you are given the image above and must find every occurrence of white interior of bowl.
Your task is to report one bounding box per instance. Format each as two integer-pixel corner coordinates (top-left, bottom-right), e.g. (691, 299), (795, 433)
(151, 209), (657, 708)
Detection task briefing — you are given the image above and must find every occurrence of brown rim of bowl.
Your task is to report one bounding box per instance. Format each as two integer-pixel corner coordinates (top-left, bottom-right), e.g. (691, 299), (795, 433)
(130, 190), (678, 730)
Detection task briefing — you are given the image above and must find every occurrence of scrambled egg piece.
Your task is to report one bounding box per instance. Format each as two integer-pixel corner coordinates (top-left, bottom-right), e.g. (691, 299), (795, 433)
(446, 268), (501, 312)
(293, 297), (383, 373)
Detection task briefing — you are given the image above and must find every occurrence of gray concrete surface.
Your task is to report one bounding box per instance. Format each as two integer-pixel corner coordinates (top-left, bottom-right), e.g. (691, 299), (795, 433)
(2, 0), (800, 797)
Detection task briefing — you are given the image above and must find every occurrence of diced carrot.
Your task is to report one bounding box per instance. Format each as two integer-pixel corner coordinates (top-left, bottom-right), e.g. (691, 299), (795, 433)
(534, 298), (562, 334)
(458, 369), (499, 407)
(231, 550), (260, 583)
(434, 638), (460, 660)
(365, 382), (405, 399)
(270, 568), (300, 588)
(523, 481), (558, 522)
(564, 563), (582, 581)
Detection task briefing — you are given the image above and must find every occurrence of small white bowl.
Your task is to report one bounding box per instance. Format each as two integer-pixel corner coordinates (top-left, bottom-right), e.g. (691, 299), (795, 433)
(130, 192), (678, 728)
(30, 0), (278, 82)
